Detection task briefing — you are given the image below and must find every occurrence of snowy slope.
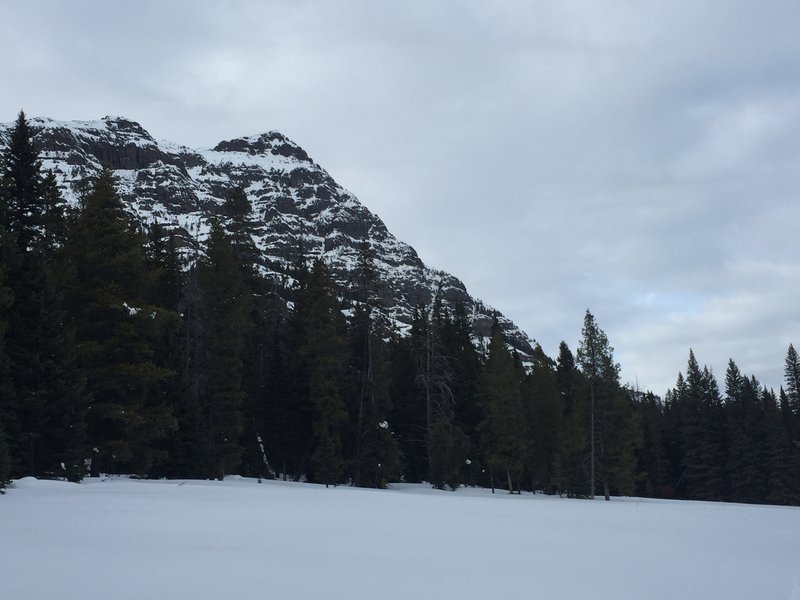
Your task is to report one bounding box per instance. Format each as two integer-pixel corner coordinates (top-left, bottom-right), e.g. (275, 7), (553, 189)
(1, 477), (798, 600)
(0, 116), (533, 354)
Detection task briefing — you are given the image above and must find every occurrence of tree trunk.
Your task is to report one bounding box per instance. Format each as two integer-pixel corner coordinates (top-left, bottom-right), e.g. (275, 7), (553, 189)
(507, 469), (513, 494)
(604, 478), (610, 501)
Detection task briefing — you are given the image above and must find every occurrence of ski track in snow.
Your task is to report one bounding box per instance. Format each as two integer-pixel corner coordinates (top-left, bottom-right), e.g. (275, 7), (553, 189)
(2, 476), (798, 600)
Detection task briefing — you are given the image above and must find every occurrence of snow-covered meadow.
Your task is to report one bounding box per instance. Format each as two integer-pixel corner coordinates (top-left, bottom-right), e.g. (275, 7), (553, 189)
(2, 476), (799, 600)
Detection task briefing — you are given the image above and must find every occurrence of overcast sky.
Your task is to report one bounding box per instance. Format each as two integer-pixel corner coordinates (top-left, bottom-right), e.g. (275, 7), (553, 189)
(2, 0), (798, 395)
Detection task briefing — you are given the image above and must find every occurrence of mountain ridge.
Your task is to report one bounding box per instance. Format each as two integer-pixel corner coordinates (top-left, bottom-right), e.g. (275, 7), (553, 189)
(0, 115), (535, 356)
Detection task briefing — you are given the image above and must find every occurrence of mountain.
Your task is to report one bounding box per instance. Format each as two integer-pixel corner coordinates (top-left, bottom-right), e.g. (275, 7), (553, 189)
(0, 115), (534, 356)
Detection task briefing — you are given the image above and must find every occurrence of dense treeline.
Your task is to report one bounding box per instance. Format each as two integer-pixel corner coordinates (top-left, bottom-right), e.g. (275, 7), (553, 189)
(1, 112), (799, 504)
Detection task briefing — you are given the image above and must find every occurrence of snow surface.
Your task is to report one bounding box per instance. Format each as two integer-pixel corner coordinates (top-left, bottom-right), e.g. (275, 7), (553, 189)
(2, 477), (798, 599)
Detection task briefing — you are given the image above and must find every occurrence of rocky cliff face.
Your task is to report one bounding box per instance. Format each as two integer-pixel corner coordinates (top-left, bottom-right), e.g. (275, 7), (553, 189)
(0, 116), (534, 356)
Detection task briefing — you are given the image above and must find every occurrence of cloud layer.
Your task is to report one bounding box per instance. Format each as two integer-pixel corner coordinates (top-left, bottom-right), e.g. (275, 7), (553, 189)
(2, 0), (798, 394)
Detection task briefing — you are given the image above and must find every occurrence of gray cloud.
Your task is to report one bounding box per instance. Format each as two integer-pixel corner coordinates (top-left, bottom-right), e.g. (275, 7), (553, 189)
(2, 0), (798, 394)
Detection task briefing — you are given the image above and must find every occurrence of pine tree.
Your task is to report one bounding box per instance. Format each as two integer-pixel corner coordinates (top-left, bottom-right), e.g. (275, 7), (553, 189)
(388, 330), (427, 482)
(449, 302), (482, 450)
(144, 225), (190, 478)
(222, 186), (260, 287)
(675, 352), (727, 500)
(577, 310), (639, 499)
(784, 344), (800, 442)
(63, 168), (176, 476)
(526, 344), (562, 493)
(301, 259), (347, 486)
(632, 391), (669, 498)
(39, 170), (67, 254)
(555, 341), (589, 497)
(274, 244), (316, 480)
(1, 111), (42, 252)
(169, 260), (209, 478)
(196, 220), (252, 480)
(8, 250), (87, 480)
(725, 368), (767, 503)
(1, 112), (86, 480)
(349, 243), (401, 488)
(762, 388), (800, 504)
(415, 298), (467, 490)
(479, 318), (527, 493)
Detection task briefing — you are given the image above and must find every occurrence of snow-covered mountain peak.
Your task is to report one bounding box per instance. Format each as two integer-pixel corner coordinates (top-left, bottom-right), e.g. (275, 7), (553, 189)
(0, 115), (535, 356)
(212, 131), (310, 162)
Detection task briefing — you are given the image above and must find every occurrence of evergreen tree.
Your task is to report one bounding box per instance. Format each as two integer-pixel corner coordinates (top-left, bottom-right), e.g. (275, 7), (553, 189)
(349, 242), (401, 488)
(39, 170), (67, 254)
(555, 341), (589, 497)
(1, 112), (86, 480)
(169, 260), (210, 478)
(479, 318), (527, 493)
(725, 367), (767, 503)
(301, 260), (348, 486)
(674, 352), (727, 500)
(762, 388), (800, 504)
(526, 344), (562, 493)
(63, 168), (176, 476)
(220, 189), (273, 481)
(222, 186), (260, 287)
(7, 250), (87, 480)
(1, 110), (42, 252)
(276, 244), (316, 480)
(388, 329), (427, 482)
(415, 298), (467, 490)
(632, 391), (669, 498)
(576, 310), (639, 499)
(145, 225), (190, 478)
(196, 220), (252, 480)
(784, 344), (800, 441)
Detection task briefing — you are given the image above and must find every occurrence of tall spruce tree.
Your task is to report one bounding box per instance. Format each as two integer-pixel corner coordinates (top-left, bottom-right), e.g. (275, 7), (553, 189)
(479, 318), (527, 493)
(1, 112), (86, 480)
(577, 310), (639, 500)
(448, 302), (483, 472)
(301, 259), (348, 486)
(725, 366), (767, 503)
(349, 243), (401, 488)
(414, 298), (467, 490)
(145, 225), (189, 478)
(632, 390), (669, 498)
(762, 387), (800, 504)
(555, 341), (589, 497)
(278, 244), (316, 480)
(170, 259), (210, 478)
(526, 344), (562, 493)
(784, 344), (800, 442)
(388, 326), (427, 482)
(196, 220), (252, 480)
(674, 352), (727, 500)
(63, 168), (176, 476)
(8, 250), (87, 480)
(1, 111), (42, 252)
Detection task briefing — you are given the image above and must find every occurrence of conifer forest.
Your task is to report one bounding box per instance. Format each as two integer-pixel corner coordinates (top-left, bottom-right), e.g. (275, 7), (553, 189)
(2, 111), (799, 506)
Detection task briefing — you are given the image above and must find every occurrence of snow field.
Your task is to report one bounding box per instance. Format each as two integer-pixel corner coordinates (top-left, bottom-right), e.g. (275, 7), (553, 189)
(1, 477), (799, 600)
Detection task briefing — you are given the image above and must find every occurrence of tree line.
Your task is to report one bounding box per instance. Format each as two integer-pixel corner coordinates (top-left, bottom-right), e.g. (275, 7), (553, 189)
(1, 111), (799, 504)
